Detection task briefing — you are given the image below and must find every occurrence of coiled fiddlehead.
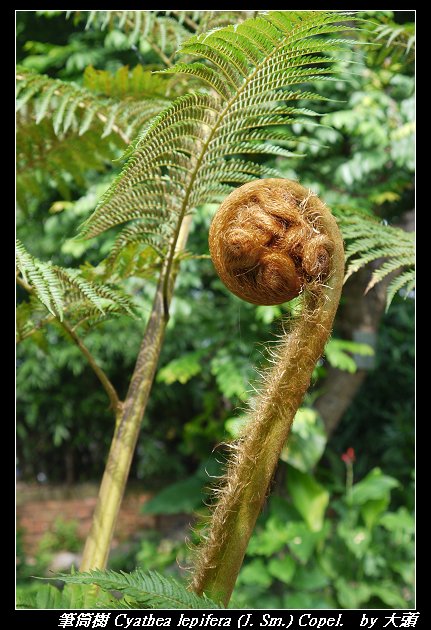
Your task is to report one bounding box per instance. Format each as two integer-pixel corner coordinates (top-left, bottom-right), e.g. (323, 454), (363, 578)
(209, 179), (334, 305)
(191, 179), (344, 606)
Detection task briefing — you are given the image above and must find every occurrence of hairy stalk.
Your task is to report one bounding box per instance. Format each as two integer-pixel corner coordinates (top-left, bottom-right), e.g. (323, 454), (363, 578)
(190, 180), (344, 606)
(80, 217), (192, 571)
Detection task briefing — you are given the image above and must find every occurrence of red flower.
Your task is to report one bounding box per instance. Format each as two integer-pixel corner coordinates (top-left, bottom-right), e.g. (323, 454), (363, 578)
(341, 447), (356, 464)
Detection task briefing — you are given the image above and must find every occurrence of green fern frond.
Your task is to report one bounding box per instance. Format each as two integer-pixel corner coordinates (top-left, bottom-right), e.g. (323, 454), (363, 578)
(16, 240), (136, 337)
(83, 64), (171, 99)
(374, 21), (415, 55)
(338, 212), (415, 308)
(80, 10), (356, 258)
(358, 14), (415, 66)
(191, 11), (255, 33)
(17, 584), (65, 609)
(81, 11), (191, 60)
(54, 569), (222, 609)
(108, 220), (174, 261)
(55, 267), (136, 316)
(16, 295), (134, 344)
(76, 10), (253, 66)
(16, 240), (64, 318)
(16, 67), (171, 143)
(17, 582), (111, 609)
(105, 241), (162, 281)
(16, 67), (173, 206)
(385, 268), (415, 308)
(16, 120), (120, 208)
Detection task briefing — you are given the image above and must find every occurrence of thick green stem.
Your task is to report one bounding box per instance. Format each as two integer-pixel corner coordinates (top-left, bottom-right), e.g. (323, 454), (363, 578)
(80, 216), (193, 571)
(80, 274), (168, 571)
(190, 204), (344, 606)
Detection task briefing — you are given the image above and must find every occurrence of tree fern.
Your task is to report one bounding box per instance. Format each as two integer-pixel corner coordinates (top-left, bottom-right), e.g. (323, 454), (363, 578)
(54, 569), (222, 609)
(16, 10), (415, 587)
(338, 212), (415, 308)
(16, 240), (136, 341)
(75, 12), (362, 573)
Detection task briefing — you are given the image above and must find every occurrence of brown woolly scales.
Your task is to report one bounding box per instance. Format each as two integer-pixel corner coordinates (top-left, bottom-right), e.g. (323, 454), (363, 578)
(209, 178), (334, 306)
(192, 178), (344, 607)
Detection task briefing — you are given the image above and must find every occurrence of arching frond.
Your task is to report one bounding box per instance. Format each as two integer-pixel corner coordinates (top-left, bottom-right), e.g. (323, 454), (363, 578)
(79, 10), (356, 265)
(16, 240), (137, 341)
(338, 212), (415, 308)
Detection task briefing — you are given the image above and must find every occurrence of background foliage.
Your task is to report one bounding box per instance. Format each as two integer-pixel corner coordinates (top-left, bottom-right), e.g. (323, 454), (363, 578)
(16, 10), (414, 609)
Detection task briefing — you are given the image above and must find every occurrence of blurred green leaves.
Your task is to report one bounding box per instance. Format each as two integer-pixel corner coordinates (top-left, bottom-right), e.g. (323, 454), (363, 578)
(210, 349), (251, 401)
(267, 556), (296, 585)
(350, 467), (400, 506)
(349, 468), (400, 531)
(157, 346), (252, 400)
(157, 351), (205, 386)
(325, 339), (374, 374)
(142, 476), (205, 515)
(287, 467), (329, 532)
(281, 408), (326, 472)
(234, 464), (412, 609)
